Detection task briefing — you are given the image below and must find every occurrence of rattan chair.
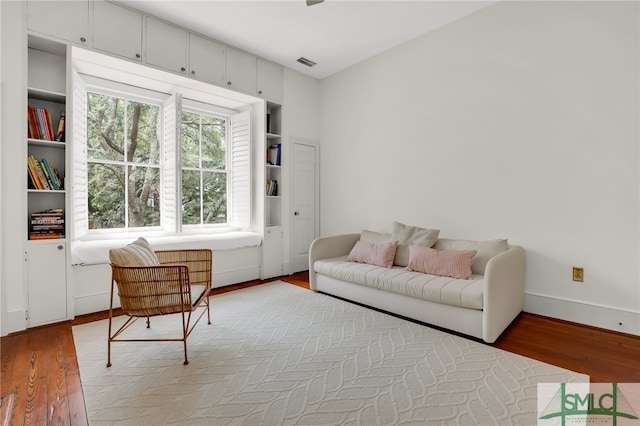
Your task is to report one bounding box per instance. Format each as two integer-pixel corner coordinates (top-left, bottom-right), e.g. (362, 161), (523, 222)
(107, 248), (212, 367)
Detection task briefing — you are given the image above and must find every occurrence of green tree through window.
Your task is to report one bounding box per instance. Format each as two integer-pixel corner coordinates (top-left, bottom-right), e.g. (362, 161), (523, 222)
(87, 93), (160, 229)
(181, 110), (227, 225)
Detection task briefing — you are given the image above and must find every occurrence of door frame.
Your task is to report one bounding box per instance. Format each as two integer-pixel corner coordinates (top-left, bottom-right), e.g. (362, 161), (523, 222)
(290, 137), (320, 273)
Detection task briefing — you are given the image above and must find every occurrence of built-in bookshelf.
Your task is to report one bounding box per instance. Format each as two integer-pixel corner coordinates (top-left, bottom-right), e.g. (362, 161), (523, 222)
(27, 48), (67, 241)
(265, 102), (282, 227)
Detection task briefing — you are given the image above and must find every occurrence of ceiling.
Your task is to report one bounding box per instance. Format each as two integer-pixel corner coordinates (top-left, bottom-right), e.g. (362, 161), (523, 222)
(119, 1), (495, 80)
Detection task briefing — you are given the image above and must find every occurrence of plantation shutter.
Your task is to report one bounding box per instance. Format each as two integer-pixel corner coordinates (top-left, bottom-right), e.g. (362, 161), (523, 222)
(70, 70), (88, 239)
(162, 93), (181, 233)
(229, 110), (251, 229)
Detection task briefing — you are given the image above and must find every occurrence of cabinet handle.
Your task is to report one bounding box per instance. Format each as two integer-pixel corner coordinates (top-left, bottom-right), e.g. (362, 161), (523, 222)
(57, 245), (63, 250)
(80, 37), (86, 43)
(258, 90), (263, 95)
(294, 211), (300, 216)
(191, 70), (196, 75)
(135, 53), (141, 59)
(227, 81), (232, 86)
(180, 67), (186, 72)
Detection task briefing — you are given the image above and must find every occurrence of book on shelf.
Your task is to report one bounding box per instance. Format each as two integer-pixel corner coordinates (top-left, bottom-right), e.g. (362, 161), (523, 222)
(27, 105), (60, 141)
(55, 111), (65, 142)
(267, 143), (281, 166)
(27, 155), (63, 190)
(266, 179), (278, 196)
(29, 209), (64, 240)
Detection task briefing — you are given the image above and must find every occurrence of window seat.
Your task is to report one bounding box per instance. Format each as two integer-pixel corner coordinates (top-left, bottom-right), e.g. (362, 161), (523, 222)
(71, 232), (262, 266)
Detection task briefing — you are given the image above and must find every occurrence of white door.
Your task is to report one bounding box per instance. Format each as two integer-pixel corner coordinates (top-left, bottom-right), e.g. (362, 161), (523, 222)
(292, 142), (318, 272)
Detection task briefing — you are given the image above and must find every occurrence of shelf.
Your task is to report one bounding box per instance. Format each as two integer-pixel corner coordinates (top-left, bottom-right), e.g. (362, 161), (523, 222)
(28, 139), (66, 148)
(266, 132), (281, 139)
(28, 87), (65, 103)
(27, 189), (65, 194)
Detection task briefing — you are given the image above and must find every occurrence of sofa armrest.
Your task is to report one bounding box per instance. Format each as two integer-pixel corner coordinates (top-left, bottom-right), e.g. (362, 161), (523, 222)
(308, 233), (360, 290)
(482, 245), (525, 343)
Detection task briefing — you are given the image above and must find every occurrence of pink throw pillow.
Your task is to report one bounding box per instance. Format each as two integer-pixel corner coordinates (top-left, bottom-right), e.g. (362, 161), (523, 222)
(348, 240), (399, 268)
(406, 244), (477, 279)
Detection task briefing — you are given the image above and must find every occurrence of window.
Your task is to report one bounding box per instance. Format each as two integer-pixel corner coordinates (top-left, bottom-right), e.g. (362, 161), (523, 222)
(86, 92), (161, 230)
(181, 108), (227, 225)
(71, 70), (252, 240)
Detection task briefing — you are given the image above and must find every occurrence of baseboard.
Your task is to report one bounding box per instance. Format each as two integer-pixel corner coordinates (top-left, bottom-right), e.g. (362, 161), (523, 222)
(6, 309), (26, 334)
(525, 292), (640, 336)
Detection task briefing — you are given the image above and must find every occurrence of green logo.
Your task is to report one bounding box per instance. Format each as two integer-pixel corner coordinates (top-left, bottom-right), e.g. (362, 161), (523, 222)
(539, 383), (639, 425)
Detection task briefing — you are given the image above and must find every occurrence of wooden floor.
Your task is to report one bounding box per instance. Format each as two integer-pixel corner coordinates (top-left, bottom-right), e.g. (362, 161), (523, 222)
(2, 271), (639, 425)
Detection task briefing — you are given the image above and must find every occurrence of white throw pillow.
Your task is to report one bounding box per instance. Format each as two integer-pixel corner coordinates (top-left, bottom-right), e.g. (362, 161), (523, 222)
(391, 221), (440, 267)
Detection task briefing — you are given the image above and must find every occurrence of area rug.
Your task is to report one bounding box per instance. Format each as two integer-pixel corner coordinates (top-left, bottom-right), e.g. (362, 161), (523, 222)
(73, 281), (588, 425)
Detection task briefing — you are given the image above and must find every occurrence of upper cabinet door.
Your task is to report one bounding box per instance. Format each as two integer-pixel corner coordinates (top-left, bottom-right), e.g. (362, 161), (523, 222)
(145, 16), (188, 74)
(93, 1), (142, 61)
(188, 33), (226, 86)
(27, 0), (89, 46)
(226, 47), (256, 95)
(257, 59), (284, 103)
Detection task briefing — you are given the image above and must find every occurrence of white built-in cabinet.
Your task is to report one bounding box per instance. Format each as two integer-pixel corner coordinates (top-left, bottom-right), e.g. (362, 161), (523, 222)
(189, 33), (226, 85)
(27, 0), (90, 46)
(27, 0), (283, 101)
(145, 16), (188, 74)
(26, 243), (67, 327)
(226, 47), (257, 95)
(92, 1), (142, 61)
(25, 41), (72, 327)
(257, 59), (284, 103)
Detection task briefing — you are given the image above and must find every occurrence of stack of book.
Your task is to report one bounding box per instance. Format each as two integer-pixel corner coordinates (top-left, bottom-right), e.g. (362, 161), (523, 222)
(266, 179), (278, 196)
(30, 209), (64, 240)
(27, 155), (63, 190)
(28, 106), (65, 142)
(267, 144), (281, 166)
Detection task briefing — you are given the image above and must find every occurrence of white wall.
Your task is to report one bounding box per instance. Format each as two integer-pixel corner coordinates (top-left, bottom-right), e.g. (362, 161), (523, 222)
(282, 68), (322, 270)
(320, 1), (640, 335)
(1, 1), (28, 335)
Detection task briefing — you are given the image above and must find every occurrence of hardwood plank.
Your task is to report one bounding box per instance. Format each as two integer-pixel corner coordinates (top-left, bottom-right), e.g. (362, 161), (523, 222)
(3, 332), (30, 426)
(25, 327), (48, 425)
(48, 326), (70, 425)
(1, 272), (639, 426)
(61, 323), (88, 426)
(0, 333), (17, 397)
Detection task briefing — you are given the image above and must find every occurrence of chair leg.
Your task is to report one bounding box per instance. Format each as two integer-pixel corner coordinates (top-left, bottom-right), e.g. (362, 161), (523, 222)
(146, 316), (151, 328)
(206, 296), (211, 325)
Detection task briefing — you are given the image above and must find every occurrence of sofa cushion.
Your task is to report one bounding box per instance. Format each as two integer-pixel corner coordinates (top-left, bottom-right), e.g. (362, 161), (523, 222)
(406, 245), (477, 279)
(109, 237), (160, 266)
(314, 256), (483, 310)
(391, 221), (440, 267)
(360, 229), (392, 244)
(433, 238), (508, 275)
(348, 240), (398, 268)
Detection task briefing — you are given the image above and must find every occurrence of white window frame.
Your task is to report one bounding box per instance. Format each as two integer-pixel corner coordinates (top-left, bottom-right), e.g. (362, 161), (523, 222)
(70, 58), (253, 241)
(84, 79), (167, 234)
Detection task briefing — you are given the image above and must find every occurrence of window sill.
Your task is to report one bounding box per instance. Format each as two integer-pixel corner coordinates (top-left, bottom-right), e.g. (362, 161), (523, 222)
(70, 231), (262, 266)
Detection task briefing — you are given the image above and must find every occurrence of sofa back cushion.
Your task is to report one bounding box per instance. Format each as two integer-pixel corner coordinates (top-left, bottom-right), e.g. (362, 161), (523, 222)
(391, 221), (440, 267)
(406, 245), (477, 279)
(433, 238), (508, 275)
(348, 240), (399, 268)
(360, 229), (392, 244)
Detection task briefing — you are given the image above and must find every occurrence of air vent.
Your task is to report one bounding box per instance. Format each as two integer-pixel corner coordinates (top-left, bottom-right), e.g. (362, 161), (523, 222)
(296, 57), (317, 67)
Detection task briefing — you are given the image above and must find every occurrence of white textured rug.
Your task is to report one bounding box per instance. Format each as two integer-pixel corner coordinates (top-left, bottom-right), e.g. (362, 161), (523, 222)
(73, 281), (588, 425)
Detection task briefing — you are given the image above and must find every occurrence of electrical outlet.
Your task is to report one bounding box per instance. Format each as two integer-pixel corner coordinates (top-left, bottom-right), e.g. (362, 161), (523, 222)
(572, 267), (584, 282)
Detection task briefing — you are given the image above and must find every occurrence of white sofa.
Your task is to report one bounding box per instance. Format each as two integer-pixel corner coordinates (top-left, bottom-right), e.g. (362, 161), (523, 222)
(309, 226), (525, 343)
